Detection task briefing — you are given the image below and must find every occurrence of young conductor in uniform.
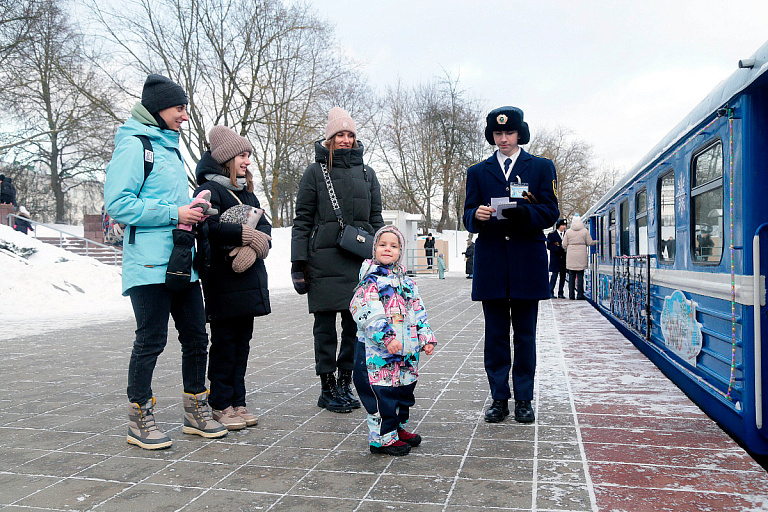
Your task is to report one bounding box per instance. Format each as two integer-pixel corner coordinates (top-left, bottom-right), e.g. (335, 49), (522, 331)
(463, 106), (559, 424)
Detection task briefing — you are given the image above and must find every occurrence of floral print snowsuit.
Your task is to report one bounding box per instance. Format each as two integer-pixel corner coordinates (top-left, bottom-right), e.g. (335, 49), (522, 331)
(350, 260), (436, 446)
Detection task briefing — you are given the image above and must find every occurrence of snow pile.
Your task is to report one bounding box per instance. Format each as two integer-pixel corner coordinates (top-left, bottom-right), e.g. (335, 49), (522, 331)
(0, 224), (132, 339)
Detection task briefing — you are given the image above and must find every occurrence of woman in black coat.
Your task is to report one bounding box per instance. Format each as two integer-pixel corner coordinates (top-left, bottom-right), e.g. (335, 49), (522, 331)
(291, 107), (384, 413)
(194, 125), (271, 431)
(463, 237), (475, 278)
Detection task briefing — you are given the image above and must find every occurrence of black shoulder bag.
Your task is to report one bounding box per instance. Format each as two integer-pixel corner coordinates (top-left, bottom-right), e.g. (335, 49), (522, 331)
(320, 163), (373, 259)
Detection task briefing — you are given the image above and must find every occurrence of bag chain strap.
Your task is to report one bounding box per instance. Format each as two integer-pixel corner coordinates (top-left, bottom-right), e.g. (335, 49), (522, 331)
(321, 163), (345, 230)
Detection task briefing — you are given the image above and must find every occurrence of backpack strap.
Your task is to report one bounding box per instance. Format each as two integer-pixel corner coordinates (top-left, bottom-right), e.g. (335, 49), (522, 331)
(128, 135), (154, 244)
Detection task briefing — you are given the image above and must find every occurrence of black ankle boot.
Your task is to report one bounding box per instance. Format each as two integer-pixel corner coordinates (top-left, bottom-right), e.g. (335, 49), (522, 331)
(318, 373), (352, 413)
(337, 369), (361, 409)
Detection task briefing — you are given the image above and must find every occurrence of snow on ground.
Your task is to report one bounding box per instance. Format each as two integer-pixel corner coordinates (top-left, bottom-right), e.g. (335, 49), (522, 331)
(0, 223), (467, 340)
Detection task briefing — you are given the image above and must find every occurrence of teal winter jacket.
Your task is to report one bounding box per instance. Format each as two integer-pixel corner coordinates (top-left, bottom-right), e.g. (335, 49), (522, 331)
(104, 103), (195, 295)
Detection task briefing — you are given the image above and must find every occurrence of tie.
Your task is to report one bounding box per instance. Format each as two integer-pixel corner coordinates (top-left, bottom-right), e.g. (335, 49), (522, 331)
(504, 158), (512, 174)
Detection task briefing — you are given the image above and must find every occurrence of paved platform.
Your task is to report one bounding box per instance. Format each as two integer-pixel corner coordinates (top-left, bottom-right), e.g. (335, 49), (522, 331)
(1, 276), (767, 511)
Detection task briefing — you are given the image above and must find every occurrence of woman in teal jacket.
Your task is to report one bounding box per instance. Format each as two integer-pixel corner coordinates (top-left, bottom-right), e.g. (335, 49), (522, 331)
(104, 74), (226, 450)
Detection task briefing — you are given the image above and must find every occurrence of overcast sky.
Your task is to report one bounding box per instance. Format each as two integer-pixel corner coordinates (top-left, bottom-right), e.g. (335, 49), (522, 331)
(305, 0), (768, 173)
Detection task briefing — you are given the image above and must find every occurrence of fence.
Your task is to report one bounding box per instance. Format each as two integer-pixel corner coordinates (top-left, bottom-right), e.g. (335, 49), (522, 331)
(610, 255), (652, 340)
(4, 212), (122, 266)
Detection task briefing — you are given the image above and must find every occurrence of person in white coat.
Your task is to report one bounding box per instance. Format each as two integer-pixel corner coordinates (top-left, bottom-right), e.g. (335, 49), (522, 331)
(561, 214), (596, 300)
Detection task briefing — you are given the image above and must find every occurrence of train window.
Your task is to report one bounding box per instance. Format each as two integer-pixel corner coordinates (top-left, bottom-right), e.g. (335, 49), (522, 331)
(691, 141), (723, 264)
(658, 171), (675, 263)
(636, 190), (648, 255)
(609, 209), (616, 259)
(619, 200), (630, 256)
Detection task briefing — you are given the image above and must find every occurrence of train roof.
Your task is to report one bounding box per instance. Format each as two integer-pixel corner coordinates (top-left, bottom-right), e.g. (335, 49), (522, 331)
(584, 39), (768, 218)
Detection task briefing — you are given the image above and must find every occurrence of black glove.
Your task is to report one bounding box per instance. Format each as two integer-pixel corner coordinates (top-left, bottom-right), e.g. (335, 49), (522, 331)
(166, 228), (196, 291)
(499, 205), (531, 225)
(291, 261), (308, 295)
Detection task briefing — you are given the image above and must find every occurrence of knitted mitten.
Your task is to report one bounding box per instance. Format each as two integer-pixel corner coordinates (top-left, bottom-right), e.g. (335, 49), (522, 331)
(241, 225), (258, 245)
(230, 245), (257, 273)
(248, 230), (271, 259)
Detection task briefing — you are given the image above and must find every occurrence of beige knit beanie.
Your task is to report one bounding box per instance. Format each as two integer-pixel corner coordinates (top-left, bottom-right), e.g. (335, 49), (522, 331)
(209, 125), (252, 164)
(325, 107), (357, 142)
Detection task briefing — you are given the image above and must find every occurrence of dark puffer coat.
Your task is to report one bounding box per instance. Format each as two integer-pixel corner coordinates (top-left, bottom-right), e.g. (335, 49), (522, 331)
(0, 176), (17, 207)
(194, 151), (271, 321)
(291, 140), (384, 313)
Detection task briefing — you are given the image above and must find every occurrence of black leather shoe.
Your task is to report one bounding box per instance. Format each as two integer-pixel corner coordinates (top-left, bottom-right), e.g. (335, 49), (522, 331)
(514, 400), (535, 423)
(557, 294), (565, 299)
(484, 399), (510, 423)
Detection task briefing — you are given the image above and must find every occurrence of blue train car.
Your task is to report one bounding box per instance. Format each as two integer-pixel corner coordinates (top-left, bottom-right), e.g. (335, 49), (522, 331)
(583, 40), (768, 455)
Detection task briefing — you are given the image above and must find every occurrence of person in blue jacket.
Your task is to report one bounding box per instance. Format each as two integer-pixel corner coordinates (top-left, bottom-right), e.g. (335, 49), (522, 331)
(104, 74), (227, 450)
(463, 106), (559, 424)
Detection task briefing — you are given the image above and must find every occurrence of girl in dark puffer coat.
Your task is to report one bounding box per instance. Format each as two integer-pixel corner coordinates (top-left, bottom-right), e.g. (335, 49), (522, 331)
(194, 125), (271, 430)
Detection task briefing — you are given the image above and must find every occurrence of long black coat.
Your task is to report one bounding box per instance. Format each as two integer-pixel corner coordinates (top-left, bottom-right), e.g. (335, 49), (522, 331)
(194, 151), (271, 322)
(0, 177), (17, 207)
(291, 141), (384, 313)
(463, 149), (559, 300)
(463, 242), (475, 275)
(546, 230), (567, 273)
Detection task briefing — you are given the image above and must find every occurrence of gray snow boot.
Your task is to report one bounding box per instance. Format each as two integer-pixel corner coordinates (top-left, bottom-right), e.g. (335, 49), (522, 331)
(127, 397), (172, 450)
(182, 391), (228, 438)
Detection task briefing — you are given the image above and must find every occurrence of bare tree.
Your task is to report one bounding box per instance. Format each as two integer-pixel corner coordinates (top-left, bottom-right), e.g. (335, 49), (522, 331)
(89, 0), (373, 225)
(0, 0), (121, 222)
(0, 0), (39, 67)
(374, 74), (483, 231)
(527, 126), (614, 220)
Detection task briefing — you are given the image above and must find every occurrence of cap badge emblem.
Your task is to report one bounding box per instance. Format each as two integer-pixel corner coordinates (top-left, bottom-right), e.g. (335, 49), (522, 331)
(497, 114), (508, 125)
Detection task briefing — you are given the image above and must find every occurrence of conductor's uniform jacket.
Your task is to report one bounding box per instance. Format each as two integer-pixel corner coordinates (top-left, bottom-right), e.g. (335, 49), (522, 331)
(462, 149), (559, 300)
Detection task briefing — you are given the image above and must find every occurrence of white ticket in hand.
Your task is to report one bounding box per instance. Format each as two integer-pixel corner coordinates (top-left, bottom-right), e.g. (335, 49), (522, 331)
(491, 197), (521, 218)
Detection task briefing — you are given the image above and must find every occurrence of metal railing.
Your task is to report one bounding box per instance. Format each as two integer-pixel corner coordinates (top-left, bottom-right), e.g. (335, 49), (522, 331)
(404, 247), (441, 274)
(5, 213), (122, 266)
(611, 255), (652, 339)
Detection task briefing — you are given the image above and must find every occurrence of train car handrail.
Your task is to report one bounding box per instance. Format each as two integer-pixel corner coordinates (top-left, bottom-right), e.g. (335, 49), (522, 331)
(753, 222), (768, 429)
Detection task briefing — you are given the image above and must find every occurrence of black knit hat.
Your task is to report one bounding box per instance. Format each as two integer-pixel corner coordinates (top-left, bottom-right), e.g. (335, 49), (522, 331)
(556, 219), (568, 229)
(141, 74), (188, 115)
(484, 106), (530, 145)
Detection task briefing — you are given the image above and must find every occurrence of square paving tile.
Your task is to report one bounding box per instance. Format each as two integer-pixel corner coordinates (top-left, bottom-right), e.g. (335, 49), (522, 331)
(365, 474), (452, 505)
(287, 469), (379, 499)
(14, 477), (130, 511)
(449, 477), (533, 508)
(0, 473), (60, 505)
(143, 460), (238, 488)
(218, 466), (308, 494)
(93, 483), (207, 511)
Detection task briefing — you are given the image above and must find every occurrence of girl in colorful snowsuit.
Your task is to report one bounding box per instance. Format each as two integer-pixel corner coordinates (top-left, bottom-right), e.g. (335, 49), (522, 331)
(349, 226), (436, 456)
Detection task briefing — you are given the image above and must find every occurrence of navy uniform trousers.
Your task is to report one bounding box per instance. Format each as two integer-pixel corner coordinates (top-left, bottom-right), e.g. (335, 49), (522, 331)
(482, 298), (538, 401)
